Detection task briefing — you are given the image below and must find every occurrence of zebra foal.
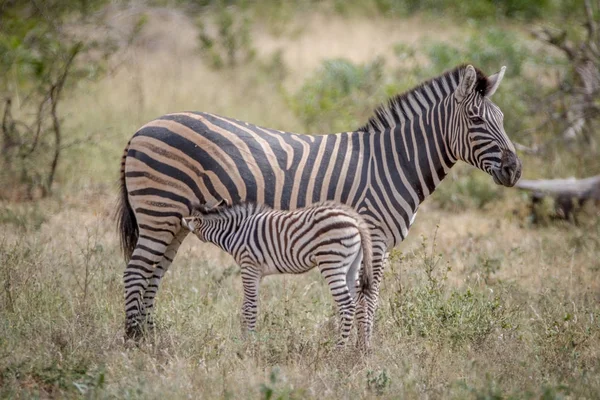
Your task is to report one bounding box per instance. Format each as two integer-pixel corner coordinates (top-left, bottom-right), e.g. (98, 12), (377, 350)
(181, 200), (374, 347)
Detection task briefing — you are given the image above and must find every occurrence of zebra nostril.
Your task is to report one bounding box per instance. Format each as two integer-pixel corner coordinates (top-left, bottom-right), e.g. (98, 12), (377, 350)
(499, 154), (522, 186)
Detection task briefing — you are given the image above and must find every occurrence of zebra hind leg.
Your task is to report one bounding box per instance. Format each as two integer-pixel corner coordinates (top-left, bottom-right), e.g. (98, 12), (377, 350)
(318, 258), (356, 347)
(142, 229), (188, 331)
(124, 232), (173, 339)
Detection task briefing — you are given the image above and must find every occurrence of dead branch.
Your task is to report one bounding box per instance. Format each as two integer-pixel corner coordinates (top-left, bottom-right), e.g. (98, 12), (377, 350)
(517, 175), (600, 222)
(44, 42), (82, 196)
(530, 1), (600, 146)
(516, 175), (600, 200)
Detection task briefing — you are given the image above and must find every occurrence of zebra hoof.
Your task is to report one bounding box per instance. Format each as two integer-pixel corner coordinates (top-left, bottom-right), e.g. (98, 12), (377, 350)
(125, 320), (144, 340)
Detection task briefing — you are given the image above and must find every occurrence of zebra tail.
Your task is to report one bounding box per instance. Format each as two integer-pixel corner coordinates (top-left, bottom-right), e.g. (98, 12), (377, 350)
(116, 140), (138, 262)
(358, 218), (373, 295)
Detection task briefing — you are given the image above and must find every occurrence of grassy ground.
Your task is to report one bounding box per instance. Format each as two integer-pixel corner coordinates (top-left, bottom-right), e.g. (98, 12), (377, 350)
(1, 5), (599, 399)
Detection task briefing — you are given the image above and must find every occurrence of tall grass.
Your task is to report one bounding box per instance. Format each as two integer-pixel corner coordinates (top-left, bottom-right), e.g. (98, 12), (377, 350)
(1, 193), (598, 398)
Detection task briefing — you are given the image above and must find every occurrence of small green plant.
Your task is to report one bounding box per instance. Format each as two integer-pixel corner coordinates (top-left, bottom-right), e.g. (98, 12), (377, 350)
(366, 369), (391, 395)
(260, 367), (281, 400)
(259, 366), (306, 400)
(390, 230), (518, 348)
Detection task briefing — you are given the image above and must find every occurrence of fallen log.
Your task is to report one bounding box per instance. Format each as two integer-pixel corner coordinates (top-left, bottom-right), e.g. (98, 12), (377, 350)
(516, 175), (600, 222)
(516, 175), (600, 200)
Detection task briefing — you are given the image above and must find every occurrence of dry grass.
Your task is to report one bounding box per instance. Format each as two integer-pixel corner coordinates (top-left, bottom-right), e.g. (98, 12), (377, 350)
(1, 5), (600, 399)
(2, 190), (598, 399)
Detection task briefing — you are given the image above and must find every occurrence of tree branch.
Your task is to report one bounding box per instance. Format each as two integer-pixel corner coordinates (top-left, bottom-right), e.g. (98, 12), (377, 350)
(45, 42), (82, 195)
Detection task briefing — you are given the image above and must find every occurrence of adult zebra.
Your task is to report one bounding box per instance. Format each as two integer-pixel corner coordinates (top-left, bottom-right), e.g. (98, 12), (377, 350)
(118, 64), (522, 339)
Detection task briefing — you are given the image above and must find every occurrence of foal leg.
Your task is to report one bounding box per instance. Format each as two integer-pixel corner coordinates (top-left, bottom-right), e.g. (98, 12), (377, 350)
(240, 264), (261, 334)
(356, 249), (387, 351)
(318, 256), (356, 347)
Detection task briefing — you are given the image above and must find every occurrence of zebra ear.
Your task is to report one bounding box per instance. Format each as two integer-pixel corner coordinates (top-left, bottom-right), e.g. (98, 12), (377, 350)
(485, 66), (506, 98)
(181, 217), (197, 231)
(215, 198), (228, 208)
(456, 65), (477, 102)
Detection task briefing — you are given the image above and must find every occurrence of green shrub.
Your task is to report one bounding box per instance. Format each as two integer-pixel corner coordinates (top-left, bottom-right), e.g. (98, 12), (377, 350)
(366, 369), (391, 395)
(394, 284), (517, 348)
(196, 5), (255, 69)
(352, 0), (562, 20)
(289, 57), (389, 133)
(0, 0), (136, 200)
(432, 167), (503, 211)
(388, 234), (519, 348)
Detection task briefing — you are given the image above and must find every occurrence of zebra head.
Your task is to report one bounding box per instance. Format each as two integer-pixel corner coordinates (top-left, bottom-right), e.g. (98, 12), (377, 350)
(452, 65), (522, 187)
(182, 199), (244, 242)
(181, 215), (204, 239)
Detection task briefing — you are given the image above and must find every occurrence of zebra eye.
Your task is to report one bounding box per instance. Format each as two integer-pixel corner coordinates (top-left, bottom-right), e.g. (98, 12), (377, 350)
(470, 116), (485, 125)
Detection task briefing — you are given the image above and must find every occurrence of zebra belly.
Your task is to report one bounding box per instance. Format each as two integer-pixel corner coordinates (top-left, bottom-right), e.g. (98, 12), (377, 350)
(260, 257), (316, 277)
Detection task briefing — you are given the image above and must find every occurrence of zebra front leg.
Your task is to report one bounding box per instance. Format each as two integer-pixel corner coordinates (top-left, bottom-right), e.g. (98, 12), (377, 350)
(142, 229), (188, 330)
(240, 265), (261, 335)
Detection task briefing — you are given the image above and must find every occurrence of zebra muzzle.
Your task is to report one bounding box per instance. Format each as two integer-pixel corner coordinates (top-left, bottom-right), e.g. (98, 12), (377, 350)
(493, 151), (522, 187)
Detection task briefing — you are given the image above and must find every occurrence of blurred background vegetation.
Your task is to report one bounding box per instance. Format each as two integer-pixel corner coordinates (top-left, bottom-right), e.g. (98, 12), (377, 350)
(1, 1), (599, 398)
(1, 0), (598, 216)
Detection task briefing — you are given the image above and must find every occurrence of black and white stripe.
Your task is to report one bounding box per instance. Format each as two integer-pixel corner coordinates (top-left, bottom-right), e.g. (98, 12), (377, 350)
(181, 201), (374, 347)
(117, 64), (522, 340)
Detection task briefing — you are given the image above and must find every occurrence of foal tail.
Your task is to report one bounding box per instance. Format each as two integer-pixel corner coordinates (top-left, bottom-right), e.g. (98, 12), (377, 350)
(356, 216), (373, 295)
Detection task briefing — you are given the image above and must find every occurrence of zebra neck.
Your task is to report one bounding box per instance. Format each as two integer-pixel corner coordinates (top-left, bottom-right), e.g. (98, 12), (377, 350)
(380, 98), (456, 204)
(200, 216), (242, 254)
(364, 98), (457, 245)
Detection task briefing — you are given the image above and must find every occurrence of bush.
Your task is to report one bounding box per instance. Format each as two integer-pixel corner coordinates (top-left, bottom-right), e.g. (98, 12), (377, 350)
(0, 0), (136, 200)
(290, 25), (534, 138)
(432, 167), (503, 211)
(289, 57), (389, 133)
(416, 27), (532, 138)
(388, 233), (519, 348)
(196, 4), (255, 69)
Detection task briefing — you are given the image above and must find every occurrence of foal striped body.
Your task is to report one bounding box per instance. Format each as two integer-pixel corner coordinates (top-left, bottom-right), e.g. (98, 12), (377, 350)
(182, 201), (374, 346)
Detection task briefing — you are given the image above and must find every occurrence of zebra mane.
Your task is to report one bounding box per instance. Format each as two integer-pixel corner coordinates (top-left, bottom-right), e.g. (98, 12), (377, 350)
(191, 201), (269, 221)
(358, 64), (489, 132)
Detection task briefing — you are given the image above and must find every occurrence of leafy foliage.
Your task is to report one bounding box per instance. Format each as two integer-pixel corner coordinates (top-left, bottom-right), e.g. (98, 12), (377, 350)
(0, 0), (129, 200)
(433, 167), (503, 211)
(196, 3), (256, 69)
(388, 234), (519, 349)
(289, 58), (389, 133)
